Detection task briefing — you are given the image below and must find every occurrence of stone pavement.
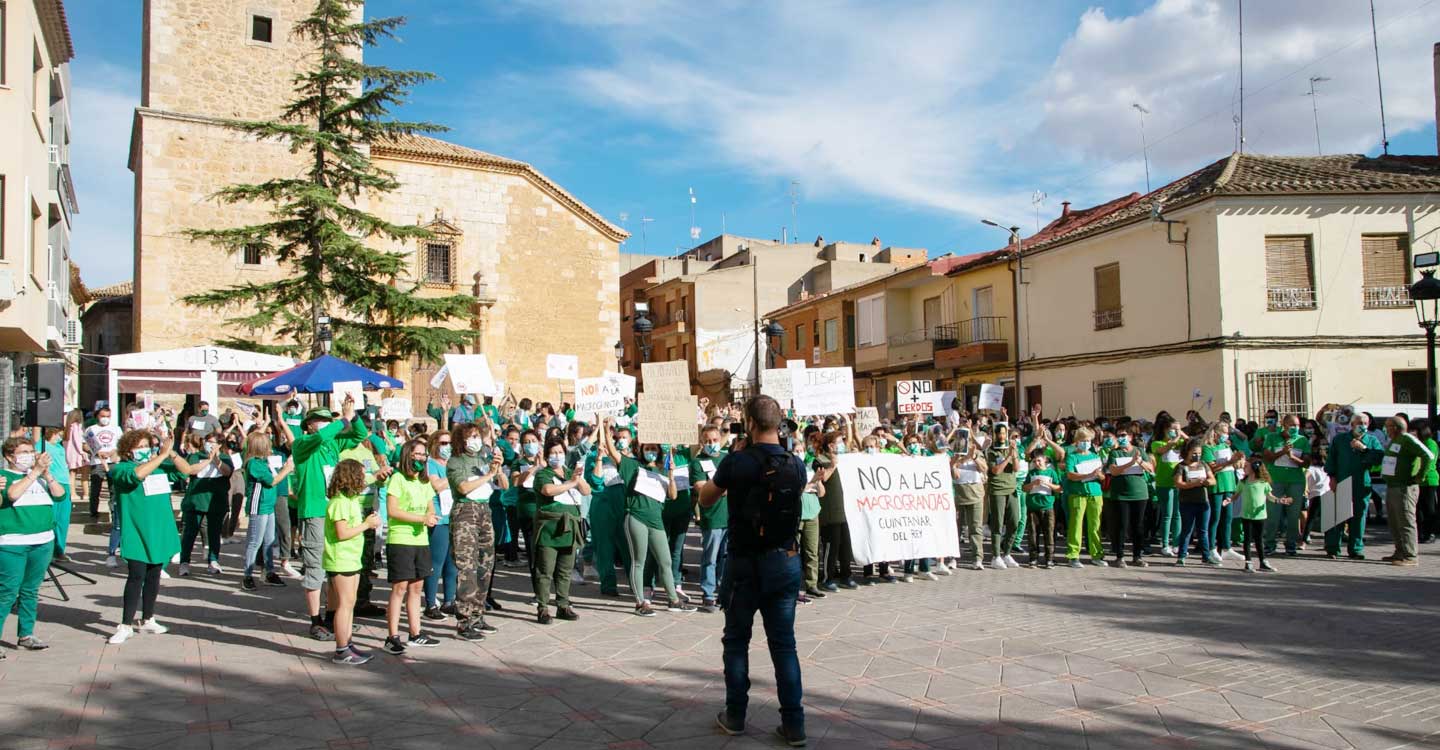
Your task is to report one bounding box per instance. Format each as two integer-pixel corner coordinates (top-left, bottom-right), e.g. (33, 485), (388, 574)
(3, 522), (1440, 750)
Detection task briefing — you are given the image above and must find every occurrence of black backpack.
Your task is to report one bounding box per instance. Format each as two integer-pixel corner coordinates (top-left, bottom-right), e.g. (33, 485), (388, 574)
(734, 446), (806, 553)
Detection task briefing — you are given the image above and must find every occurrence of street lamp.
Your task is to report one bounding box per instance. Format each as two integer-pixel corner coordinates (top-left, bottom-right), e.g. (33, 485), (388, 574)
(613, 341), (624, 368)
(632, 309), (654, 364)
(316, 314), (333, 355)
(980, 219), (1023, 413)
(1409, 252), (1440, 422)
(764, 320), (785, 369)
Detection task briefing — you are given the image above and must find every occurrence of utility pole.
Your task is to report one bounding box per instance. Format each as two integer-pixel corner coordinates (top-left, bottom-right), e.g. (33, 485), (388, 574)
(1132, 103), (1151, 193)
(749, 245), (761, 388)
(1306, 75), (1331, 155)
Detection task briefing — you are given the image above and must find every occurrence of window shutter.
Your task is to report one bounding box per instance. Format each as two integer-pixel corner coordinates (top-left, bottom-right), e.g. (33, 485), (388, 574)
(1264, 236), (1313, 289)
(1361, 234), (1408, 288)
(1093, 263), (1120, 312)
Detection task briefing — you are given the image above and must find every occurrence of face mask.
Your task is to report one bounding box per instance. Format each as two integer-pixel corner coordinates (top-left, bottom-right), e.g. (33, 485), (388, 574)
(704, 442), (723, 456)
(523, 443), (540, 457)
(1076, 441), (1091, 452)
(466, 437), (484, 453)
(1265, 418), (1278, 427)
(1286, 427), (1299, 438)
(643, 450), (658, 463)
(1118, 436), (1130, 446)
(1354, 424), (1367, 435)
(865, 447), (879, 455)
(616, 439), (630, 452)
(199, 408), (210, 416)
(412, 459), (426, 472)
(907, 445), (922, 455)
(1054, 431), (1066, 440)
(99, 417), (111, 427)
(832, 443), (847, 455)
(1166, 429), (1178, 439)
(205, 442), (219, 453)
(134, 448), (153, 461)
(547, 454), (564, 469)
(1103, 438), (1115, 449)
(438, 445), (452, 460)
(12, 453), (35, 472)
(287, 407), (302, 416)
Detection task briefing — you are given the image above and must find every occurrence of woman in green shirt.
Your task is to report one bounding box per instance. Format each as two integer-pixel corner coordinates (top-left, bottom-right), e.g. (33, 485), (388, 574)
(510, 429), (544, 573)
(325, 459), (379, 665)
(107, 430), (188, 645)
(1204, 423), (1244, 561)
(532, 439), (591, 624)
(986, 424), (1022, 569)
(1105, 428), (1153, 567)
(382, 438), (442, 656)
(1063, 427), (1107, 569)
(241, 432), (296, 590)
(1148, 416), (1187, 557)
(1, 437), (66, 653)
(599, 420), (693, 616)
(175, 432), (233, 577)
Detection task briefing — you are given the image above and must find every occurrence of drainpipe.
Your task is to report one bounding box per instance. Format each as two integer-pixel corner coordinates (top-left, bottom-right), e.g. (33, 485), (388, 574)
(1009, 231), (1023, 410)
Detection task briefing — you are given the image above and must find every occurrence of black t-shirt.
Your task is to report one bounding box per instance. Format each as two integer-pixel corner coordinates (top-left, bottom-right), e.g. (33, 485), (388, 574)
(713, 442), (804, 556)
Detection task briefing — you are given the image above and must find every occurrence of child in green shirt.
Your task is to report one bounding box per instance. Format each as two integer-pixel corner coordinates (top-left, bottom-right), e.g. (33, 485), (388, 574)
(325, 459), (379, 665)
(1022, 454), (1060, 568)
(1238, 461), (1277, 572)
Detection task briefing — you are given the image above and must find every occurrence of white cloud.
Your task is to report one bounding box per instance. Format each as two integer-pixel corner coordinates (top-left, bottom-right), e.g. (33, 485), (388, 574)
(68, 61), (140, 288)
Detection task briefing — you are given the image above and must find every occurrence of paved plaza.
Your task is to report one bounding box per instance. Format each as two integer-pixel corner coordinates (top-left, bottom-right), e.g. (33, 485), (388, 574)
(3, 522), (1440, 750)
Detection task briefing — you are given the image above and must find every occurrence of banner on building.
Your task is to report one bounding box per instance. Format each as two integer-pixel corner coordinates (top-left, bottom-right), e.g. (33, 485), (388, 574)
(855, 406), (881, 436)
(761, 368), (794, 409)
(836, 453), (960, 565)
(573, 376), (627, 422)
(896, 380), (935, 414)
(790, 367), (855, 416)
(641, 360), (690, 395)
(637, 392), (699, 446)
(977, 383), (1004, 412)
(546, 354), (579, 381)
(444, 354), (500, 397)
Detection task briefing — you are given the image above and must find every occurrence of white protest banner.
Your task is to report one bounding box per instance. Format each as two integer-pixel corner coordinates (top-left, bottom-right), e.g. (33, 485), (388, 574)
(978, 383), (1004, 412)
(332, 380), (366, 408)
(641, 360), (690, 395)
(761, 368), (794, 409)
(444, 354), (499, 397)
(790, 367), (855, 416)
(429, 364), (449, 389)
(546, 354), (579, 381)
(380, 398), (413, 421)
(896, 380), (935, 414)
(574, 376), (627, 422)
(637, 392), (699, 446)
(837, 453), (960, 565)
(1321, 477), (1354, 532)
(603, 370), (637, 400)
(855, 406), (881, 436)
(786, 359), (806, 371)
(233, 401), (259, 419)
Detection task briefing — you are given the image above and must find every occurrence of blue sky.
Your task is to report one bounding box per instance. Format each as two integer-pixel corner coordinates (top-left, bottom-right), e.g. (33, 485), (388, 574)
(67, 0), (1440, 287)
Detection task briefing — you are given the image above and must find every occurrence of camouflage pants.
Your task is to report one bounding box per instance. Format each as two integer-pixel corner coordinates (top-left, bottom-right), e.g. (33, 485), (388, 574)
(451, 502), (496, 631)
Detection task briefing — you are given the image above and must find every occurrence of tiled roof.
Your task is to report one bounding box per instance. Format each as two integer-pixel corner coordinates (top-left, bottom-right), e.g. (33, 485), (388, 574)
(941, 191), (1144, 275)
(88, 281), (132, 301)
(372, 133), (627, 242)
(37, 0), (75, 63)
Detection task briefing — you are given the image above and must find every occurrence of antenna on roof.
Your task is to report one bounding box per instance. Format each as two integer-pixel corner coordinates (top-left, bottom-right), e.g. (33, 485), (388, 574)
(1305, 75), (1331, 155)
(640, 216), (654, 254)
(1132, 103), (1152, 193)
(1237, 0), (1245, 154)
(1369, 0), (1390, 155)
(688, 188), (700, 241)
(1030, 191), (1047, 233)
(788, 181), (801, 245)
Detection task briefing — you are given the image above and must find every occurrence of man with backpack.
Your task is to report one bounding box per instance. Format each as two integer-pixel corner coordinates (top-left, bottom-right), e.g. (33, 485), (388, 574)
(697, 395), (807, 747)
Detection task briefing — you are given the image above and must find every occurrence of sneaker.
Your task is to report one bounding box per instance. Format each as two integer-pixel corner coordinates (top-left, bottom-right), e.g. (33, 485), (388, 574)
(1132, 558), (1149, 567)
(775, 725), (807, 747)
(282, 562), (302, 579)
(477, 620), (498, 634)
(1222, 549), (1243, 561)
(159, 568), (171, 579)
(407, 632), (440, 647)
(1089, 558), (1107, 567)
(108, 624), (135, 645)
(699, 598), (718, 613)
(178, 563), (191, 577)
(1204, 555), (1222, 567)
(1259, 561), (1277, 572)
(382, 636), (407, 655)
(821, 581), (839, 593)
(667, 600), (696, 613)
(1113, 559), (1128, 569)
(1024, 560), (1037, 569)
(804, 587), (827, 599)
(991, 557), (1008, 570)
(1175, 558), (1187, 567)
(716, 711), (744, 737)
(570, 569), (586, 586)
(1245, 562), (1255, 572)
(264, 572), (287, 587)
(969, 560), (984, 571)
(879, 574), (897, 583)
(423, 607), (445, 621)
(634, 603), (656, 618)
(796, 592), (811, 604)
(440, 602), (457, 616)
(1158, 546), (1175, 558)
(1392, 557), (1419, 567)
(332, 648), (373, 665)
(840, 579), (860, 590)
(207, 560), (223, 575)
(17, 636), (49, 651)
(458, 624), (487, 642)
(933, 561), (952, 576)
(537, 608), (553, 625)
(139, 618), (168, 635)
(901, 574), (915, 583)
(105, 555), (118, 568)
(922, 572), (939, 581)
(309, 623), (334, 641)
(1068, 560), (1083, 569)
(241, 576), (258, 591)
(556, 607), (580, 621)
(1004, 555), (1019, 568)
(485, 598), (504, 612)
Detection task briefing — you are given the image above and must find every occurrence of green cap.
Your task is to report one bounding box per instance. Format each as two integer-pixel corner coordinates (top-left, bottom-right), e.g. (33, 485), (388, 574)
(304, 407), (334, 421)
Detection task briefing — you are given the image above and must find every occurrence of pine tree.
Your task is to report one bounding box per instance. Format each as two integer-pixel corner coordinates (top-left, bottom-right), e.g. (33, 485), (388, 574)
(182, 0), (475, 368)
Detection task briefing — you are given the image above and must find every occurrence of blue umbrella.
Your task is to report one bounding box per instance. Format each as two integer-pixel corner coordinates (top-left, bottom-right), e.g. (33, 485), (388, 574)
(238, 354), (404, 396)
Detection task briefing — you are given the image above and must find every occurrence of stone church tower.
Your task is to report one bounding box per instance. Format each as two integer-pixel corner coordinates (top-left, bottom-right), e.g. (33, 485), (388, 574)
(130, 0), (626, 405)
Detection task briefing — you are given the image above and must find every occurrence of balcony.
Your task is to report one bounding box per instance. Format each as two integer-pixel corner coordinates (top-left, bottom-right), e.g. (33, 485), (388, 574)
(1094, 307), (1123, 330)
(1267, 287), (1316, 311)
(1363, 285), (1411, 309)
(887, 328), (936, 368)
(934, 316), (1010, 370)
(653, 308), (687, 337)
(855, 342), (888, 372)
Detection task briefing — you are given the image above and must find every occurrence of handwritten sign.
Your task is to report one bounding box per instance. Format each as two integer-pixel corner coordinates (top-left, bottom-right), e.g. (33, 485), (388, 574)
(761, 368), (794, 410)
(603, 370), (637, 400)
(855, 406), (881, 436)
(790, 367), (855, 416)
(978, 383), (1004, 412)
(836, 452), (959, 564)
(546, 354), (579, 381)
(896, 380), (935, 414)
(574, 376), (627, 422)
(637, 392), (698, 446)
(641, 360), (690, 395)
(380, 398), (413, 421)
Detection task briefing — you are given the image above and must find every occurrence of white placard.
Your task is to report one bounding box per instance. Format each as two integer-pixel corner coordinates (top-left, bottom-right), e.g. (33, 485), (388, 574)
(896, 380), (935, 414)
(466, 481), (494, 501)
(641, 360), (690, 396)
(1073, 457), (1103, 476)
(603, 370), (637, 400)
(977, 384), (1004, 412)
(546, 354), (579, 381)
(634, 470), (667, 502)
(854, 407), (881, 437)
(331, 380), (366, 409)
(429, 364), (450, 389)
(267, 455), (284, 471)
(444, 354), (500, 397)
(437, 489), (454, 517)
(637, 392), (699, 446)
(1321, 477), (1354, 531)
(761, 369), (794, 410)
(790, 367), (855, 416)
(142, 473), (172, 496)
(380, 398), (413, 421)
(836, 453), (959, 565)
(1184, 468), (1206, 481)
(574, 376), (627, 422)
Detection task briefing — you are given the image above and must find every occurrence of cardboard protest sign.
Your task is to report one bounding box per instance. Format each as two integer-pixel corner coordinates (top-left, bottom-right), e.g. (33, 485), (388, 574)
(1321, 477), (1354, 532)
(855, 407), (881, 436)
(573, 376), (627, 422)
(761, 368), (794, 409)
(837, 453), (960, 565)
(790, 367), (855, 416)
(380, 398), (413, 421)
(332, 380), (366, 408)
(641, 360), (690, 395)
(896, 380), (935, 414)
(637, 392), (699, 446)
(546, 354), (579, 381)
(444, 354), (499, 397)
(978, 383), (1004, 412)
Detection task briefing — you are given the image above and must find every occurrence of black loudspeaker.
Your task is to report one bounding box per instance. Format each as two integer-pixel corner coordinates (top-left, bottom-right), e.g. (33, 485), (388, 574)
(23, 362), (64, 428)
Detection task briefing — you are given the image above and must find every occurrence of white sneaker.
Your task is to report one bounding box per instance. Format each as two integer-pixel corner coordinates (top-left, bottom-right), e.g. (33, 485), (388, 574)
(1159, 547), (1175, 558)
(991, 557), (1008, 570)
(178, 563), (191, 577)
(969, 560), (984, 571)
(282, 562), (302, 579)
(582, 563), (599, 582)
(208, 560), (223, 575)
(1223, 549), (1243, 561)
(933, 561), (952, 576)
(139, 618), (168, 635)
(922, 571), (939, 581)
(108, 624), (135, 645)
(644, 587), (655, 602)
(170, 553), (180, 563)
(105, 555), (118, 568)
(159, 568), (171, 579)
(570, 569), (586, 586)
(1004, 555), (1019, 568)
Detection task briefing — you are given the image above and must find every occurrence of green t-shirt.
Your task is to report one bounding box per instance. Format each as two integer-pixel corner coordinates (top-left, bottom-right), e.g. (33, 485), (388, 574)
(337, 444), (381, 510)
(292, 418), (369, 519)
(664, 448), (694, 524)
(1239, 480), (1270, 520)
(1262, 432), (1309, 486)
(1202, 444), (1239, 494)
(986, 446), (1018, 495)
(534, 467), (583, 548)
(0, 468), (58, 545)
(1149, 438), (1184, 489)
(181, 452), (231, 512)
(1064, 450), (1104, 498)
(621, 455), (667, 530)
(385, 473), (432, 546)
(1105, 448), (1149, 500)
(690, 450), (728, 528)
(323, 493), (366, 572)
(244, 457), (280, 515)
(110, 460), (184, 564)
(1023, 467), (1060, 510)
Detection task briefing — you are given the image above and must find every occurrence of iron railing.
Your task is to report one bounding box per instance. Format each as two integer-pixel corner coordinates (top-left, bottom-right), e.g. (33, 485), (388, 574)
(1363, 285), (1411, 309)
(933, 316), (1007, 348)
(1267, 287), (1317, 311)
(1093, 308), (1123, 330)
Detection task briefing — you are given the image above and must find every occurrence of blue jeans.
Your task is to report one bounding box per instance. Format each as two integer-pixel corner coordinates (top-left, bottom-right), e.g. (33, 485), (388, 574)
(425, 524), (457, 606)
(720, 548), (804, 734)
(107, 498), (121, 556)
(699, 526), (728, 599)
(243, 513), (276, 577)
(1176, 503), (1211, 560)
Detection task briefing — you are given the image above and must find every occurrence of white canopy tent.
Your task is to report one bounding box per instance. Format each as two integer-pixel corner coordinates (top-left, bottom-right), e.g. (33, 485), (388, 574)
(106, 346), (296, 411)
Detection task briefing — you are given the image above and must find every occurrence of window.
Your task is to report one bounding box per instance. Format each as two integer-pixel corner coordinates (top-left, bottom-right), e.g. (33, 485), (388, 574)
(1246, 370), (1309, 421)
(1093, 263), (1122, 329)
(922, 296), (942, 334)
(423, 241), (454, 284)
(1093, 380), (1126, 419)
(823, 318), (838, 352)
(845, 314), (856, 348)
(241, 243), (263, 266)
(812, 323), (820, 347)
(795, 323), (806, 354)
(856, 293), (886, 347)
(1361, 234), (1411, 309)
(28, 197), (40, 283)
(251, 15), (274, 43)
(1264, 235), (1316, 310)
(32, 43), (43, 124)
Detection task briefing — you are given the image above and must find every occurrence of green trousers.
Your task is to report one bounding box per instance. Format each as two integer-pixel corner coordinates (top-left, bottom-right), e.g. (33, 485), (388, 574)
(800, 518), (820, 589)
(1156, 488), (1180, 548)
(532, 545), (576, 610)
(1263, 482), (1306, 552)
(0, 543), (53, 639)
(625, 514), (675, 605)
(1066, 495), (1104, 560)
(53, 485), (72, 554)
(1013, 490), (1028, 546)
(587, 487), (630, 595)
